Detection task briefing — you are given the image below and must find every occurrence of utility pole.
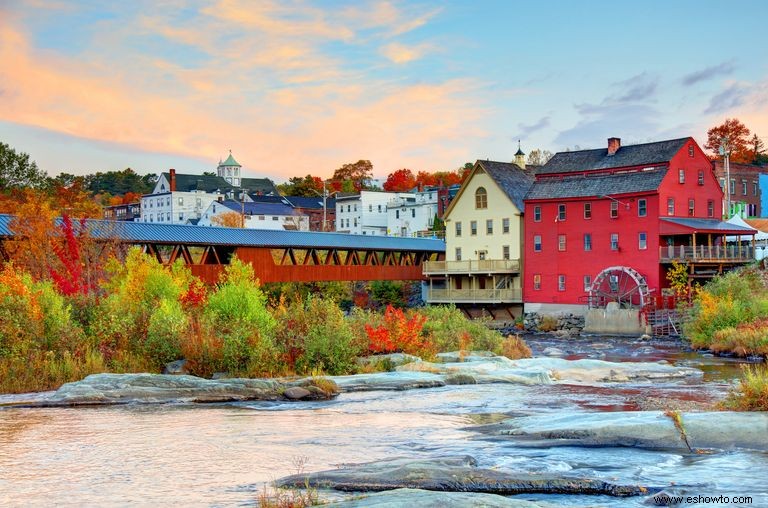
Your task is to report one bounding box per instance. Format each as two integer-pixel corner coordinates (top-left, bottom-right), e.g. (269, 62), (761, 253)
(720, 137), (731, 218)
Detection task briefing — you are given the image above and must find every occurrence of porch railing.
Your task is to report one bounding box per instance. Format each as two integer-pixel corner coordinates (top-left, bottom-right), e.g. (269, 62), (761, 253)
(423, 259), (520, 275)
(659, 245), (755, 262)
(425, 288), (523, 304)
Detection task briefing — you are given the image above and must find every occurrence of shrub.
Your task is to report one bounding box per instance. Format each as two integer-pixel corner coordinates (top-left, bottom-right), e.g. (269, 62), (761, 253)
(500, 334), (532, 360)
(273, 297), (361, 375)
(204, 258), (278, 374)
(369, 280), (406, 308)
(709, 318), (768, 357)
(538, 315), (559, 332)
(419, 305), (504, 353)
(364, 305), (433, 359)
(722, 364), (768, 411)
(144, 299), (187, 367)
(685, 268), (768, 349)
(0, 348), (107, 394)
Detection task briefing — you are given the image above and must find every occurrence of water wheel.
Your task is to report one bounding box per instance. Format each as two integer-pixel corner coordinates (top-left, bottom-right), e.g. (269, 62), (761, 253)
(589, 266), (650, 309)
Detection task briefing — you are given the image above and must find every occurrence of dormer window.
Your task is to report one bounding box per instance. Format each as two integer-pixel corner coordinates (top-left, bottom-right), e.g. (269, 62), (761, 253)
(475, 187), (487, 209)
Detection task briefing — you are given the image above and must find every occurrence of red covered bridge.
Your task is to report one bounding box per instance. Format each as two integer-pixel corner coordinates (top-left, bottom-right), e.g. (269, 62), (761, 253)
(0, 215), (445, 284)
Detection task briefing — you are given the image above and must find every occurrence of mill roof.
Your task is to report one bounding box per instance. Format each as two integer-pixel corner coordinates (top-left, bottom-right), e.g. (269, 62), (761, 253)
(526, 168), (668, 200)
(538, 138), (690, 175)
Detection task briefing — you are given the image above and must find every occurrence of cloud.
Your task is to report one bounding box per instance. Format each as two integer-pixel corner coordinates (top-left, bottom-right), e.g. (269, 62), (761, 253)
(554, 103), (660, 149)
(704, 83), (751, 114)
(682, 61), (735, 86)
(515, 116), (550, 139)
(380, 42), (431, 64)
(0, 4), (483, 178)
(611, 72), (658, 103)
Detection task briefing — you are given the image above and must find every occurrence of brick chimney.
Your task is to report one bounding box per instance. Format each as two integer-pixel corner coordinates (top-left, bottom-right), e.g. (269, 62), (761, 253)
(607, 137), (621, 156)
(169, 168), (176, 191)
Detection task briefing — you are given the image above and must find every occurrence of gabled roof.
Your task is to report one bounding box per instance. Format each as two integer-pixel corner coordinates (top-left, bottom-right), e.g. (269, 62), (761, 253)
(241, 177), (278, 195)
(220, 152), (240, 167)
(220, 200), (299, 216)
(476, 160), (534, 212)
(526, 168), (667, 200)
(162, 172), (233, 193)
(538, 138), (690, 175)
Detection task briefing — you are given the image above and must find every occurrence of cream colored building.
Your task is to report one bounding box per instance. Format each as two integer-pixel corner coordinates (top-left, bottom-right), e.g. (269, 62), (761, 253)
(423, 155), (533, 316)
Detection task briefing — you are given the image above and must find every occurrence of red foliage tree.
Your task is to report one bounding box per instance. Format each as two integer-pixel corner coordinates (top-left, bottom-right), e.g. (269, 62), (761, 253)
(383, 168), (416, 191)
(49, 215), (94, 296)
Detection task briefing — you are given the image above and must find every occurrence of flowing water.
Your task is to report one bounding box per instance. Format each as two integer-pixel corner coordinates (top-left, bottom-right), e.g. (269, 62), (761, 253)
(1, 336), (766, 507)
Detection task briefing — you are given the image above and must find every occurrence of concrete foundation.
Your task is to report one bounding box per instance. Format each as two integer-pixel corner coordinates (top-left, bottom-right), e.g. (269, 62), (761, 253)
(583, 303), (649, 335)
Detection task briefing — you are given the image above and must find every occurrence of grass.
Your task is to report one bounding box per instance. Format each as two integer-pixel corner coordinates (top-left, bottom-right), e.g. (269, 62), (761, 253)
(538, 315), (558, 332)
(663, 410), (693, 452)
(258, 456), (321, 508)
(500, 334), (532, 360)
(722, 364), (768, 411)
(308, 377), (339, 396)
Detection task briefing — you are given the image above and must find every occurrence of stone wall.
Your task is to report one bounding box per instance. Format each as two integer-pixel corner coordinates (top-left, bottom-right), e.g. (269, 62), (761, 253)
(521, 312), (585, 335)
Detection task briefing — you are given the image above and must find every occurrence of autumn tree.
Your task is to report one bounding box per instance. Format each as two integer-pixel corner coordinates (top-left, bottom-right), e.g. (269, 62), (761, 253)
(415, 171), (437, 187)
(0, 142), (47, 190)
(527, 149), (554, 166)
(705, 118), (752, 163)
(332, 160), (373, 190)
(383, 169), (416, 191)
(278, 174), (324, 197)
(212, 211), (243, 228)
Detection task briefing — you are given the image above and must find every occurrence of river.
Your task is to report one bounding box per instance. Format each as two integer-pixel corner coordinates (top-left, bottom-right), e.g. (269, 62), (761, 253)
(1, 336), (766, 507)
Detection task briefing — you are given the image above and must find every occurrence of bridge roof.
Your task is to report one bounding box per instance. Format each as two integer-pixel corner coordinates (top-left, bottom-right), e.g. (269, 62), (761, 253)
(0, 214), (445, 252)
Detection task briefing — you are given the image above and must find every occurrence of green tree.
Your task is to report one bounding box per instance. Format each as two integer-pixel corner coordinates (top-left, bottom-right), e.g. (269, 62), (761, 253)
(277, 175), (324, 197)
(0, 142), (47, 190)
(527, 149), (554, 166)
(332, 160), (373, 190)
(749, 134), (767, 165)
(84, 168), (156, 196)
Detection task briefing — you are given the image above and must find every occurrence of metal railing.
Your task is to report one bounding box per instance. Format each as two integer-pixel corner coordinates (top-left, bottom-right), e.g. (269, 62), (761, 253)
(425, 288), (523, 303)
(659, 245), (754, 262)
(423, 259), (520, 274)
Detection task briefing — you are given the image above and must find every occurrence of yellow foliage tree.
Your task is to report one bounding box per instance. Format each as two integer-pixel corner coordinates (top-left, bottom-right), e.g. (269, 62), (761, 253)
(211, 211), (243, 228)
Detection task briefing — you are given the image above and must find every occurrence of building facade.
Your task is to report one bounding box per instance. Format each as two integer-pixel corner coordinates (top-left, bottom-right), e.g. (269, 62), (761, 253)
(335, 191), (398, 235)
(387, 190), (439, 237)
(104, 202), (141, 221)
(523, 137), (755, 315)
(712, 160), (763, 217)
(423, 159), (532, 316)
(284, 196), (336, 232)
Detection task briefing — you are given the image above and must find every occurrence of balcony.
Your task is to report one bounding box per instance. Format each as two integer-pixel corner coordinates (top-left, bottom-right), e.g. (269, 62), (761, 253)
(659, 245), (754, 263)
(423, 259), (520, 275)
(425, 288), (523, 304)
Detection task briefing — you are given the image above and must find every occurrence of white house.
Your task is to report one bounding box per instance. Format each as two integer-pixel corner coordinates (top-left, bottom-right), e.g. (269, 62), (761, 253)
(335, 191), (394, 235)
(386, 189), (439, 237)
(198, 200), (309, 231)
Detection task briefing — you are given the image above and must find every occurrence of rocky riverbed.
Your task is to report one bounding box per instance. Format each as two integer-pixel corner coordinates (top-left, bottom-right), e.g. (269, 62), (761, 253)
(1, 335), (766, 506)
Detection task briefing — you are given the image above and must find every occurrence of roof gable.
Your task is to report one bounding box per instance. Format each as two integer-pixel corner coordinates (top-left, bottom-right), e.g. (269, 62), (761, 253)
(444, 160), (533, 218)
(538, 138), (690, 175)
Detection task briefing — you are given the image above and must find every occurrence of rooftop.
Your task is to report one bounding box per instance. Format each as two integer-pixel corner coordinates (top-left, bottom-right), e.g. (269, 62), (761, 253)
(526, 168), (667, 200)
(476, 160), (534, 212)
(538, 137), (690, 175)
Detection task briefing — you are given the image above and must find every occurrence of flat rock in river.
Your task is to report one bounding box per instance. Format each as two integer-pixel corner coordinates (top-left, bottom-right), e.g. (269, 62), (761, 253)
(486, 411), (768, 451)
(276, 455), (651, 497)
(24, 373), (336, 406)
(323, 488), (560, 507)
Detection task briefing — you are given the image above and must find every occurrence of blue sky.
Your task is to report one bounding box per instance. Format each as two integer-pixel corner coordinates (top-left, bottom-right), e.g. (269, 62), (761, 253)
(0, 0), (766, 182)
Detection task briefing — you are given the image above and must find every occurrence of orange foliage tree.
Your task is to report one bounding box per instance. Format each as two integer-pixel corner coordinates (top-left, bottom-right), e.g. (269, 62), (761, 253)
(364, 304), (432, 358)
(705, 118), (753, 163)
(211, 211), (243, 228)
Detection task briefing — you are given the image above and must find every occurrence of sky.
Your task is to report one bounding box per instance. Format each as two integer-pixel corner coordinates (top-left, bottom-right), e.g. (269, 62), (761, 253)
(1, 0), (767, 184)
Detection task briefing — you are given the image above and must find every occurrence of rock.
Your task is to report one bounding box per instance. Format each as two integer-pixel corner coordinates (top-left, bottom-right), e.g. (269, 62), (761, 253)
(20, 373), (339, 407)
(333, 372), (446, 392)
(162, 359), (189, 375)
(542, 347), (565, 357)
(276, 456), (651, 497)
(283, 387), (312, 400)
(324, 488), (555, 507)
(639, 334), (652, 340)
(444, 373), (477, 385)
(436, 351), (497, 363)
(487, 411), (768, 451)
(356, 353), (421, 369)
